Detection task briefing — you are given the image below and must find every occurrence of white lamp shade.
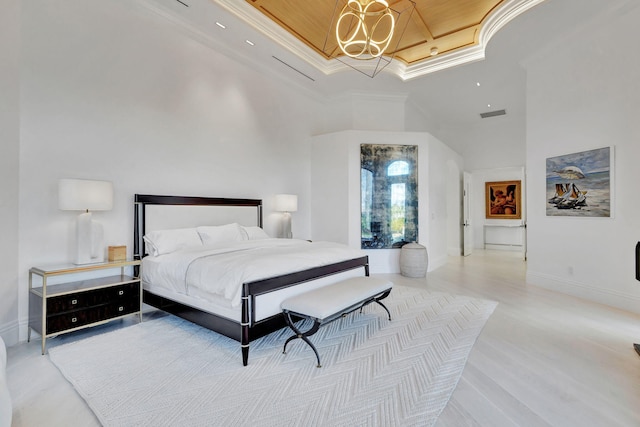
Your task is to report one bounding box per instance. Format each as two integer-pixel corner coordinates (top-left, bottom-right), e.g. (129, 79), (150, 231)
(275, 194), (298, 212)
(59, 179), (113, 211)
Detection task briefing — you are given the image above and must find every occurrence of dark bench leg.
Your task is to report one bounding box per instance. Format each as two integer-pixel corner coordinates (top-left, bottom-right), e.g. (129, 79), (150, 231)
(282, 312), (323, 367)
(359, 289), (392, 321)
(374, 289), (392, 320)
(283, 288), (393, 368)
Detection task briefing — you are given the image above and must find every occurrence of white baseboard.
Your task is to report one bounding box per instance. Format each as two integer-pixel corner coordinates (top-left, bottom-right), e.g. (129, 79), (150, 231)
(484, 243), (522, 252)
(526, 270), (640, 315)
(447, 246), (462, 257)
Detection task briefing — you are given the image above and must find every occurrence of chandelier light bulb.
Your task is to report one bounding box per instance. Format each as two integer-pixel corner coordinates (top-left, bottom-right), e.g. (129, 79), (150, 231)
(336, 0), (396, 60)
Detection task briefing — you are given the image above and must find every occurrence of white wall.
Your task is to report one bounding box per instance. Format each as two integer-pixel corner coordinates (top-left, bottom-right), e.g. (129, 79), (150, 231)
(432, 109), (526, 172)
(311, 130), (463, 274)
(525, 4), (640, 313)
(310, 137), (351, 244)
(405, 100), (438, 134)
(459, 116), (526, 172)
(0, 0), (21, 344)
(13, 0), (323, 344)
(428, 135), (463, 263)
(320, 92), (409, 134)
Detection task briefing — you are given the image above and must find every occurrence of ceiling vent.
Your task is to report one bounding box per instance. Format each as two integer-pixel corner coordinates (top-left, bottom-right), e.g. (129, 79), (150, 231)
(480, 109), (506, 119)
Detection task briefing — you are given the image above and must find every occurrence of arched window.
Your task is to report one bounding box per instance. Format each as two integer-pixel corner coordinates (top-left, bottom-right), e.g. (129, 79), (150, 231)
(387, 161), (409, 176)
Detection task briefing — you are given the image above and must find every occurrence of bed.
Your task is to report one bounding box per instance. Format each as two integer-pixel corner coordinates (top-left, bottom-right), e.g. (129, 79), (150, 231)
(133, 194), (369, 366)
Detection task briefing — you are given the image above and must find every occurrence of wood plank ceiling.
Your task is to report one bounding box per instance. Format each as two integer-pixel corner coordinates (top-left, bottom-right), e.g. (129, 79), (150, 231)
(244, 0), (505, 65)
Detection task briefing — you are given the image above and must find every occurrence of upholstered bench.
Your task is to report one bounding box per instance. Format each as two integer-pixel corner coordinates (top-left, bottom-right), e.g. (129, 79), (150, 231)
(281, 276), (393, 367)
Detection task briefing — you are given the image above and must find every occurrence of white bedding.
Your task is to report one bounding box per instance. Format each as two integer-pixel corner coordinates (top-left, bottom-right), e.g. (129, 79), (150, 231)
(141, 239), (365, 308)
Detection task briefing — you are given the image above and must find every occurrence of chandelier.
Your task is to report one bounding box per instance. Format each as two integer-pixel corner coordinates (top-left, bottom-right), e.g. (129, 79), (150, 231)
(325, 0), (415, 77)
(336, 0), (395, 60)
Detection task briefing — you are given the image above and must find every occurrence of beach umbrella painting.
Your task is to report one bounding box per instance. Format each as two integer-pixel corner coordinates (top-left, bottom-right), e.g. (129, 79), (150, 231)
(546, 147), (612, 217)
(554, 166), (585, 180)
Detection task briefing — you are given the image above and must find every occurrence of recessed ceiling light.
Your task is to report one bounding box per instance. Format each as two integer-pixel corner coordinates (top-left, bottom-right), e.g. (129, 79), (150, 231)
(487, 104), (491, 108)
(215, 22), (226, 29)
(430, 47), (438, 56)
(476, 82), (481, 87)
(245, 40), (255, 46)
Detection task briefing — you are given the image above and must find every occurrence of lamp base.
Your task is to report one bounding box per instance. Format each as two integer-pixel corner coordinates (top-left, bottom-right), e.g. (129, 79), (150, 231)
(282, 212), (293, 239)
(75, 212), (105, 265)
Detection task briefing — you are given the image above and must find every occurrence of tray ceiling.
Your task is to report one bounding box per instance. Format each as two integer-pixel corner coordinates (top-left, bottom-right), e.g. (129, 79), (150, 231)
(231, 0), (546, 79)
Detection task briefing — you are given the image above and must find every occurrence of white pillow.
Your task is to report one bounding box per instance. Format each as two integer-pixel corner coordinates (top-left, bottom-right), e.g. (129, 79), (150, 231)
(197, 223), (246, 246)
(242, 226), (270, 240)
(143, 228), (202, 256)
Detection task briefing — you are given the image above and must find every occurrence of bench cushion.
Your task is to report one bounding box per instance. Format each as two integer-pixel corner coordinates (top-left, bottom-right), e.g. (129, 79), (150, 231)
(281, 277), (393, 320)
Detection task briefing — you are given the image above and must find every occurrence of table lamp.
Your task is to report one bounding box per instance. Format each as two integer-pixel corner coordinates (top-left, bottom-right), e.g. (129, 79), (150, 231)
(275, 194), (297, 239)
(58, 178), (113, 264)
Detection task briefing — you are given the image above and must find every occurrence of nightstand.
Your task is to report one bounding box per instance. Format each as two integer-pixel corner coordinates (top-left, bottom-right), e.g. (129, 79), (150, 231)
(28, 259), (142, 354)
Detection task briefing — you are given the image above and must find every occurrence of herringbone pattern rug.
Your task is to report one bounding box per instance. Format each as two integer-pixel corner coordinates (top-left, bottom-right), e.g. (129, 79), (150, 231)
(49, 285), (497, 427)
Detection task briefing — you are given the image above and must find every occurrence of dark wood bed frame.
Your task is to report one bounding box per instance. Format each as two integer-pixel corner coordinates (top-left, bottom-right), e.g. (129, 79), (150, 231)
(134, 194), (369, 366)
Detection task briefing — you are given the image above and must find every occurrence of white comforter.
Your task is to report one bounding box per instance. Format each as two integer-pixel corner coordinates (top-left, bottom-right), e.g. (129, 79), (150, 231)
(141, 239), (365, 308)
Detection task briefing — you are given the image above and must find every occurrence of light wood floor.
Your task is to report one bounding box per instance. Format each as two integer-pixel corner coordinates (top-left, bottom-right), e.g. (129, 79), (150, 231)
(6, 250), (640, 426)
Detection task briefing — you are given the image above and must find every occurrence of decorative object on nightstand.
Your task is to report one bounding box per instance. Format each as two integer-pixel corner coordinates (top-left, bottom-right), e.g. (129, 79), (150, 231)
(275, 194), (298, 239)
(58, 178), (113, 265)
(108, 245), (127, 262)
(28, 259), (141, 354)
(399, 242), (428, 278)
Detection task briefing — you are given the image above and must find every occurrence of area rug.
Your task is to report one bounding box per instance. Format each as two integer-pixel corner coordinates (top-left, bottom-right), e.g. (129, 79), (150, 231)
(49, 285), (496, 427)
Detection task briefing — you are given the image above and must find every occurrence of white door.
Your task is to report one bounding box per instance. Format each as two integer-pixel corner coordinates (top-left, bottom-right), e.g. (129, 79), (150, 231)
(463, 172), (473, 256)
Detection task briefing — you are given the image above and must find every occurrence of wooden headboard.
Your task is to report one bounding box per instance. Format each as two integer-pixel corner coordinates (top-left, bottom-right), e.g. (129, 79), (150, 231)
(133, 194), (263, 260)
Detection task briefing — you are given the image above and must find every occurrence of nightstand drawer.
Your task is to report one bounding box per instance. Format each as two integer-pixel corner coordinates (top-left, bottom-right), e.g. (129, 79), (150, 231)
(47, 299), (140, 334)
(47, 293), (91, 313)
(46, 282), (139, 314)
(103, 282), (140, 302)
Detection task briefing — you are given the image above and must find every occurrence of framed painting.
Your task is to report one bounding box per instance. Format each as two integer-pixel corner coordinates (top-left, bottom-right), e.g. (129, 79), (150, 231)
(485, 180), (521, 219)
(546, 146), (612, 217)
